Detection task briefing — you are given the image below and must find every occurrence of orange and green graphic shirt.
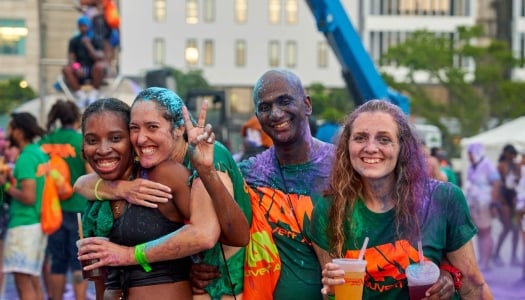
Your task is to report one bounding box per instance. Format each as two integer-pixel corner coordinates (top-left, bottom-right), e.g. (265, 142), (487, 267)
(240, 143), (335, 300)
(308, 180), (477, 299)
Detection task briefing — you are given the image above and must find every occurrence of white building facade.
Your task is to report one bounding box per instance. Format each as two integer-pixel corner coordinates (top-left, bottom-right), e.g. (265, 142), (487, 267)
(119, 0), (479, 89)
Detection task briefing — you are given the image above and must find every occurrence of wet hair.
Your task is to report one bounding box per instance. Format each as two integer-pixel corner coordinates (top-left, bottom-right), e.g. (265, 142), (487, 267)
(325, 100), (427, 257)
(46, 99), (81, 131)
(81, 98), (131, 134)
(132, 87), (195, 131)
(9, 112), (46, 142)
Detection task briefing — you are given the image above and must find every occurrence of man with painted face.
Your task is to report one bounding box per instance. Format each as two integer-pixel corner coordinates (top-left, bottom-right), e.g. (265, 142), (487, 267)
(190, 69), (335, 300)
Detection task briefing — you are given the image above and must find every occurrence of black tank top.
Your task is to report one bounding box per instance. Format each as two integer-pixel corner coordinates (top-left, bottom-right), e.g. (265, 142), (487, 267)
(105, 204), (191, 291)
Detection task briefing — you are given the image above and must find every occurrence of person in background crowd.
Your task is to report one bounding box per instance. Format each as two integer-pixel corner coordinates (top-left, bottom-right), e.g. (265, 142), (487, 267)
(39, 100), (90, 300)
(431, 146), (459, 186)
(62, 15), (106, 107)
(465, 142), (500, 271)
(311, 100), (491, 299)
(0, 112), (48, 300)
(236, 115), (273, 162)
(516, 149), (525, 283)
(494, 144), (521, 267)
(77, 0), (120, 75)
(0, 127), (10, 297)
(423, 143), (447, 181)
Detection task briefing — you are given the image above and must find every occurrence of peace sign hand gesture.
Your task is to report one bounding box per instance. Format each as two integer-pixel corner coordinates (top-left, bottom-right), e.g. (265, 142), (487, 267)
(182, 100), (215, 171)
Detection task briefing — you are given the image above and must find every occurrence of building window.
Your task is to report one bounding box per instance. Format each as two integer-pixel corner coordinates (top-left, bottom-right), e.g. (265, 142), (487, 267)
(235, 40), (246, 66)
(269, 0), (281, 24)
(185, 39), (199, 65)
(0, 19), (27, 55)
(235, 0), (248, 23)
(285, 0), (298, 24)
(154, 0), (166, 22)
(186, 0), (199, 24)
(203, 0), (215, 23)
(285, 41), (297, 68)
(269, 40), (280, 67)
(398, 0), (450, 15)
(203, 39), (214, 66)
(317, 41), (328, 68)
(153, 38), (165, 65)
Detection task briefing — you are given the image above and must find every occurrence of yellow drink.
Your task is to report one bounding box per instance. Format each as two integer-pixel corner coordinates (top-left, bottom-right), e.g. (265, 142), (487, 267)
(334, 271), (365, 299)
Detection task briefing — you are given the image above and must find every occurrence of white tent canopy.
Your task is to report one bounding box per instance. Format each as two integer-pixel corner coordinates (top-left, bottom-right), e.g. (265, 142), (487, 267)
(459, 116), (525, 182)
(461, 116), (525, 161)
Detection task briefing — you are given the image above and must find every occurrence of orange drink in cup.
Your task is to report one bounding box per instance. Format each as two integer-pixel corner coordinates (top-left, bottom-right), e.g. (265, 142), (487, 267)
(332, 258), (367, 299)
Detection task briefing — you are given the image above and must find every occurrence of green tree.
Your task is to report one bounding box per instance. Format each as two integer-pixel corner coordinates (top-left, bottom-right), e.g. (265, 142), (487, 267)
(0, 78), (36, 114)
(381, 26), (525, 144)
(308, 82), (352, 122)
(168, 68), (210, 98)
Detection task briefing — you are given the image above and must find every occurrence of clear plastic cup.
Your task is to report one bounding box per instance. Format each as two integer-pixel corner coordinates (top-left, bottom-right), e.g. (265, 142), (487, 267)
(332, 258), (367, 300)
(405, 260), (440, 300)
(76, 237), (109, 281)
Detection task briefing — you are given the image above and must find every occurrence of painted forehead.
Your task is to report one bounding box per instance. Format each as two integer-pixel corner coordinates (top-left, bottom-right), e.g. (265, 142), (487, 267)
(253, 71), (303, 101)
(135, 87), (185, 127)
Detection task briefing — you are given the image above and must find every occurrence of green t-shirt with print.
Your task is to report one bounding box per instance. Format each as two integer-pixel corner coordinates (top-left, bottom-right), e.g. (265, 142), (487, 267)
(8, 143), (49, 228)
(308, 181), (476, 300)
(185, 141), (252, 299)
(39, 128), (88, 212)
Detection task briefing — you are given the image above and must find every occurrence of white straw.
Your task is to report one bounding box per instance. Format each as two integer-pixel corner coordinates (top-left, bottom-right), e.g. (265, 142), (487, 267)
(418, 240), (424, 263)
(358, 237), (369, 260)
(77, 213), (84, 239)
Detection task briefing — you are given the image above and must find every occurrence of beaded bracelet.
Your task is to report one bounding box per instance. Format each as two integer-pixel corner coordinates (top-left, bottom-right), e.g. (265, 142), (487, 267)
(94, 178), (103, 201)
(135, 243), (152, 272)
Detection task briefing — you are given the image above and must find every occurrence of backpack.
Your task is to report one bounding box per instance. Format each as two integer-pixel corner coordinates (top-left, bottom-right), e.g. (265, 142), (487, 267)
(41, 168), (63, 235)
(40, 145), (74, 201)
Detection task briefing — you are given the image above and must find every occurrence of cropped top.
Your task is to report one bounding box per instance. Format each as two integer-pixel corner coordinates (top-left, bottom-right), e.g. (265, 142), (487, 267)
(105, 203), (190, 293)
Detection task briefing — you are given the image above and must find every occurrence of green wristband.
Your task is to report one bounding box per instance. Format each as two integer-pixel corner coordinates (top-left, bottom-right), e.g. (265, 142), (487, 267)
(134, 243), (152, 272)
(327, 295), (335, 300)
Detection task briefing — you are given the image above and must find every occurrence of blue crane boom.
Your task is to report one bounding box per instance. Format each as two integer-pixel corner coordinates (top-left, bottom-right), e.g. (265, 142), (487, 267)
(304, 0), (410, 114)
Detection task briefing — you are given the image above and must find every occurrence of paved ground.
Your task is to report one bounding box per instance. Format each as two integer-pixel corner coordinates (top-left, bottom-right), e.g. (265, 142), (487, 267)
(0, 220), (523, 299)
(476, 219), (525, 300)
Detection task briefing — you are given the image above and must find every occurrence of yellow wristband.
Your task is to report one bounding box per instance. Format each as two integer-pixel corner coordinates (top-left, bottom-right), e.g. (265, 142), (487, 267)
(3, 182), (11, 193)
(94, 178), (103, 201)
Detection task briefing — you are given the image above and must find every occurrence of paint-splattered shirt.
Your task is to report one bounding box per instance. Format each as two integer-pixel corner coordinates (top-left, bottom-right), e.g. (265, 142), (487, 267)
(308, 180), (476, 299)
(239, 141), (335, 300)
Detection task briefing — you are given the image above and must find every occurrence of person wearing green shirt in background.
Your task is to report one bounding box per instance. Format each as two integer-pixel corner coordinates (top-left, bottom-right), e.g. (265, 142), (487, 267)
(0, 112), (48, 300)
(39, 100), (90, 300)
(431, 146), (459, 186)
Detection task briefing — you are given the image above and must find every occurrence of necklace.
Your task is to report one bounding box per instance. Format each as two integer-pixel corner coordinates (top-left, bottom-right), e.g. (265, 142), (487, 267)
(275, 155), (311, 245)
(111, 200), (126, 218)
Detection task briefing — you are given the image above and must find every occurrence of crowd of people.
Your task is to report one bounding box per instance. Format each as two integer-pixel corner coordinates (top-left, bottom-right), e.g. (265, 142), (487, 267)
(465, 142), (525, 281)
(62, 0), (120, 109)
(6, 68), (525, 300)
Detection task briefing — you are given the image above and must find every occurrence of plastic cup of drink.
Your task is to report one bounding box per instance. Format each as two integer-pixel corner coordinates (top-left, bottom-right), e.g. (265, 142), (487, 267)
(405, 260), (440, 300)
(332, 258), (367, 300)
(76, 237), (109, 281)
